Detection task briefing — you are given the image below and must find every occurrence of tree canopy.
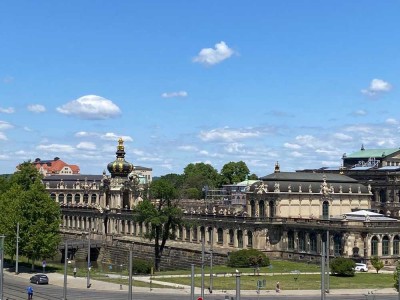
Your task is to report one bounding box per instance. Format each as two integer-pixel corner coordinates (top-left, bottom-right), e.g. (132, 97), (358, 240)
(0, 162), (61, 268)
(220, 161), (250, 185)
(132, 178), (184, 271)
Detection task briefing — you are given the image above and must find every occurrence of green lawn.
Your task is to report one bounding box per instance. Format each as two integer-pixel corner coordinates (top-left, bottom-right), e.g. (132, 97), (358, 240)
(155, 273), (395, 291)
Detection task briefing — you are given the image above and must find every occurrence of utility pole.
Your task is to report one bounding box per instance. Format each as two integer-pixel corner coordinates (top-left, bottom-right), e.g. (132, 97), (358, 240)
(201, 236), (205, 300)
(235, 271), (241, 300)
(321, 241), (325, 300)
(63, 241), (68, 300)
(326, 230), (330, 294)
(15, 223), (19, 275)
(191, 264), (195, 300)
(87, 232), (91, 288)
(128, 246), (133, 300)
(209, 228), (213, 294)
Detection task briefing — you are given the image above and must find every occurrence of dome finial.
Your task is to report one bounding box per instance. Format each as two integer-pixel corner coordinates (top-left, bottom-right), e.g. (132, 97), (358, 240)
(274, 161), (280, 173)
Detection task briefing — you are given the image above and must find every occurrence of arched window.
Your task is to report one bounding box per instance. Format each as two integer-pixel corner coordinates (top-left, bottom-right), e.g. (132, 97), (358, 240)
(250, 200), (256, 217)
(217, 228), (223, 244)
(59, 194), (64, 204)
(83, 194), (89, 204)
(371, 236), (379, 256)
(322, 201), (329, 219)
(259, 200), (265, 217)
(50, 193), (56, 201)
(288, 231), (294, 250)
(247, 231), (253, 248)
(382, 236), (389, 256)
(379, 189), (387, 203)
(237, 230), (243, 248)
(269, 200), (275, 218)
(394, 235), (400, 255)
(67, 194), (73, 204)
(208, 227), (213, 244)
(74, 194), (81, 203)
(200, 226), (205, 242)
(229, 229), (234, 245)
(91, 194), (96, 204)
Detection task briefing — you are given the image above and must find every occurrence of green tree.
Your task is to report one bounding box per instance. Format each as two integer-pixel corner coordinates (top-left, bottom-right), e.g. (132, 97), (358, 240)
(393, 263), (400, 291)
(183, 163), (220, 196)
(220, 161), (250, 185)
(132, 179), (184, 271)
(0, 162), (61, 269)
(371, 256), (384, 273)
(330, 257), (355, 277)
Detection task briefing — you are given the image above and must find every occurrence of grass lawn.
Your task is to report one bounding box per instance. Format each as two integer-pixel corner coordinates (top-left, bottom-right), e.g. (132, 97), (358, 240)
(155, 273), (396, 291)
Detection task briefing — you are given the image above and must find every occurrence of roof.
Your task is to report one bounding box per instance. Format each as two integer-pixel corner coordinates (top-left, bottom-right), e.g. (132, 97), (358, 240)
(260, 172), (357, 183)
(332, 210), (398, 222)
(345, 148), (400, 159)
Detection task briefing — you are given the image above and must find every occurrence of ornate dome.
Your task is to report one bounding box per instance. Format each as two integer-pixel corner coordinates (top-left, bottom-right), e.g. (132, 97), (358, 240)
(107, 138), (134, 178)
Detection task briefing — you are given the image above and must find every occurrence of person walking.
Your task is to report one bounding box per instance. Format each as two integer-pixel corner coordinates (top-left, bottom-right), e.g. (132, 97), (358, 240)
(276, 281), (280, 293)
(27, 285), (33, 299)
(73, 267), (77, 278)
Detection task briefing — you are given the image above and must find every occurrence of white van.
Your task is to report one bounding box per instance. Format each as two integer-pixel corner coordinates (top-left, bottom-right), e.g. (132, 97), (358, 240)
(354, 263), (368, 272)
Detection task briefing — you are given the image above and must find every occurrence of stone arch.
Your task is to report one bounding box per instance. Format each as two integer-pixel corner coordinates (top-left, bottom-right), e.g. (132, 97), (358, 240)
(371, 236), (379, 256)
(382, 235), (390, 256)
(259, 200), (265, 217)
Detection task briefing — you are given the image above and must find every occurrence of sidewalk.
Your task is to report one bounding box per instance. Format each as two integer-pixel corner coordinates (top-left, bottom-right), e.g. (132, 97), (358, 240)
(6, 268), (399, 297)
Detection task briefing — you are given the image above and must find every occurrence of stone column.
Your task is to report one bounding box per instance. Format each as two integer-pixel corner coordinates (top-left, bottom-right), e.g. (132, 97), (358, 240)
(233, 230), (238, 248)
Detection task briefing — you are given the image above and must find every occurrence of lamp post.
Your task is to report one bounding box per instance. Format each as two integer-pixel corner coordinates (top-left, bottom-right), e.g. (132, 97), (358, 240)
(15, 223), (19, 275)
(86, 232), (91, 288)
(201, 236), (205, 300)
(128, 245), (133, 300)
(209, 229), (213, 294)
(63, 241), (68, 300)
(235, 270), (241, 300)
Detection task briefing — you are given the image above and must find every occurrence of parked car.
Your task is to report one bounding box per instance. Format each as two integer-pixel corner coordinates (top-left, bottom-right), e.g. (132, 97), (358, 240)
(30, 274), (49, 284)
(354, 263), (368, 272)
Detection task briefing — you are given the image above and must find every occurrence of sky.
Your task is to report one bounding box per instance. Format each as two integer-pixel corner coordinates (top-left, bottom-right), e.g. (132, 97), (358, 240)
(1, 1), (400, 177)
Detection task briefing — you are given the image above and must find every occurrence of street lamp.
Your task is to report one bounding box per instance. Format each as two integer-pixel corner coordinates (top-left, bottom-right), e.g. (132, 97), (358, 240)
(235, 269), (241, 300)
(85, 232), (91, 288)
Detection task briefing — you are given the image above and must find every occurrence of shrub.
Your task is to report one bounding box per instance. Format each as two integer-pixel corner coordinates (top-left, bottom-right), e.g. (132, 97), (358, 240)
(371, 256), (384, 273)
(227, 249), (270, 268)
(330, 257), (355, 277)
(132, 258), (153, 274)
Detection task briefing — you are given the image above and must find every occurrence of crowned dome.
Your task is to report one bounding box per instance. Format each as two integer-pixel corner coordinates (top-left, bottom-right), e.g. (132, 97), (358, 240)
(107, 138), (134, 178)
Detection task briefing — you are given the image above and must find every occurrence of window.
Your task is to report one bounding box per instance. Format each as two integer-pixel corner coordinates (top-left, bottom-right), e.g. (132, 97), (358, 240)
(185, 227), (191, 241)
(334, 235), (342, 256)
(247, 231), (253, 248)
(67, 194), (73, 204)
(269, 201), (275, 217)
(193, 227), (198, 241)
(310, 233), (317, 253)
(59, 194), (64, 203)
(322, 201), (329, 219)
(371, 236), (379, 256)
(382, 236), (389, 256)
(250, 200), (256, 217)
(229, 229), (234, 245)
(259, 200), (265, 217)
(83, 194), (89, 204)
(91, 194), (97, 204)
(298, 232), (305, 252)
(288, 231), (294, 250)
(74, 194), (81, 204)
(237, 230), (243, 248)
(217, 228), (223, 244)
(394, 236), (399, 255)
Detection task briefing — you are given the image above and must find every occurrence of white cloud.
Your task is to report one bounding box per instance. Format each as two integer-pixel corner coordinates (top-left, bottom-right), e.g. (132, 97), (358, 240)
(0, 107), (15, 114)
(361, 78), (392, 96)
(178, 145), (198, 151)
(36, 144), (75, 153)
(353, 109), (367, 116)
(76, 142), (96, 150)
(56, 95), (121, 119)
(199, 127), (260, 142)
(333, 133), (353, 141)
(284, 142), (301, 149)
(75, 131), (95, 137)
(193, 41), (235, 66)
(161, 91), (188, 98)
(386, 118), (399, 125)
(225, 143), (245, 153)
(27, 104), (46, 113)
(290, 151), (303, 157)
(100, 132), (133, 142)
(0, 121), (13, 130)
(0, 132), (7, 141)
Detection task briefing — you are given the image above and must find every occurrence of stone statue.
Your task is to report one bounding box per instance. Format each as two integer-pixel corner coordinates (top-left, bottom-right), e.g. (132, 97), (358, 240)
(298, 184), (302, 193)
(309, 184), (312, 193)
(288, 184), (292, 192)
(368, 184), (372, 193)
(358, 186), (361, 193)
(339, 185), (343, 193)
(274, 182), (280, 192)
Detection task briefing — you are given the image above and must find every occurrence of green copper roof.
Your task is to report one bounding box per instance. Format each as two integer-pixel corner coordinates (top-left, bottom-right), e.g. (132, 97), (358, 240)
(346, 148), (400, 158)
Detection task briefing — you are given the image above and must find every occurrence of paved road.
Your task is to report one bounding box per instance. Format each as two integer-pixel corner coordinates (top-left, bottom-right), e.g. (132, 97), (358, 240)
(3, 270), (400, 300)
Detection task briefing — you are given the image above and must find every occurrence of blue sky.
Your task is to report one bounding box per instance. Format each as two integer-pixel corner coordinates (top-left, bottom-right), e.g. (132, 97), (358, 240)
(1, 1), (400, 177)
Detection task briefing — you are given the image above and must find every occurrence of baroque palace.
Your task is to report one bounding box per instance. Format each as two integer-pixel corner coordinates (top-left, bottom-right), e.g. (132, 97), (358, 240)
(41, 139), (400, 269)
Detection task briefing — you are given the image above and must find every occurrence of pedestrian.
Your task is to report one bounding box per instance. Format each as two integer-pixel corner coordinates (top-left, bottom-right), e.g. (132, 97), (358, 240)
(73, 267), (77, 278)
(276, 281), (280, 293)
(27, 285), (33, 300)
